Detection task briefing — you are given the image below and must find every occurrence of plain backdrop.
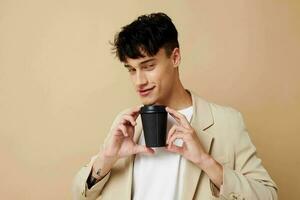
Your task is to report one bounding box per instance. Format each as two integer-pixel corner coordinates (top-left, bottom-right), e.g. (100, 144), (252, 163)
(0, 0), (299, 199)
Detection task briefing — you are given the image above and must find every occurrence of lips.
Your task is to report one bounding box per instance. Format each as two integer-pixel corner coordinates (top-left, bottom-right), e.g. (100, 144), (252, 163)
(138, 86), (155, 96)
(138, 87), (154, 92)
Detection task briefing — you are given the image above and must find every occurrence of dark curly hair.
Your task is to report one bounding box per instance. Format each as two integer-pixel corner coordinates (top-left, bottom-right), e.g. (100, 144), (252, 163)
(112, 12), (179, 62)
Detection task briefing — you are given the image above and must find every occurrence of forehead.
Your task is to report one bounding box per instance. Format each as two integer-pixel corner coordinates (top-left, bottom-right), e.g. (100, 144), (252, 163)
(124, 48), (166, 67)
(124, 56), (155, 67)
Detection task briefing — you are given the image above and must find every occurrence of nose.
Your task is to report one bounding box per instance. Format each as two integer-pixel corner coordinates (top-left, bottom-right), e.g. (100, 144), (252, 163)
(135, 71), (148, 86)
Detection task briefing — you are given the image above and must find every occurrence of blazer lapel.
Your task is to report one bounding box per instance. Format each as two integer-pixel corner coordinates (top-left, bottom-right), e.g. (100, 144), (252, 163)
(179, 90), (214, 200)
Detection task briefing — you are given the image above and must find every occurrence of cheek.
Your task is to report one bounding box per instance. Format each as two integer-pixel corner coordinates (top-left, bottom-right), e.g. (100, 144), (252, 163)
(154, 72), (173, 92)
(147, 70), (161, 84)
(149, 63), (174, 87)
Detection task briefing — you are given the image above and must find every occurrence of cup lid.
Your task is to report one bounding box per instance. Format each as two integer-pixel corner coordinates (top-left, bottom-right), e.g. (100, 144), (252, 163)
(140, 105), (166, 114)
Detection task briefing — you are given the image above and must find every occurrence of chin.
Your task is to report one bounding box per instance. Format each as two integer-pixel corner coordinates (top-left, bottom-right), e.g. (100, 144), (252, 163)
(140, 97), (157, 106)
(141, 100), (155, 106)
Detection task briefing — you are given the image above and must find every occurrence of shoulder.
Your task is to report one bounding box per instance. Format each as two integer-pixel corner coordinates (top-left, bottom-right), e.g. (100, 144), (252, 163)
(206, 101), (248, 145)
(209, 102), (242, 124)
(193, 94), (246, 136)
(191, 90), (242, 124)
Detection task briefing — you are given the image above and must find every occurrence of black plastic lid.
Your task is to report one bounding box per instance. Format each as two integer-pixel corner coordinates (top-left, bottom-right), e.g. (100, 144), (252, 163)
(140, 105), (166, 114)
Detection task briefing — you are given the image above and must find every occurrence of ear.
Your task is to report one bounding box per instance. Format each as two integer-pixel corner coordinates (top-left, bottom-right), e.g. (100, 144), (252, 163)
(171, 48), (181, 68)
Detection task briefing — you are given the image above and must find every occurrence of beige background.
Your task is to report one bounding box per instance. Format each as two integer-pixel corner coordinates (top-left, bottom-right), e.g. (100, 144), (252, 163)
(0, 0), (299, 199)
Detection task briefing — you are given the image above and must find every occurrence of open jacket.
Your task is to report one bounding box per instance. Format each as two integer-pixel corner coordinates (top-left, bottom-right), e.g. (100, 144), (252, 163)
(72, 90), (278, 200)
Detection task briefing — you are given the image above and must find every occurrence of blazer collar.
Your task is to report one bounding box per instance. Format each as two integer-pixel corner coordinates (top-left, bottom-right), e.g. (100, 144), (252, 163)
(188, 89), (214, 131)
(131, 89), (215, 199)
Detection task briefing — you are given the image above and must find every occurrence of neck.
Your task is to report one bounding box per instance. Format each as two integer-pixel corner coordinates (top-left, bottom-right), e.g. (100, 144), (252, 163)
(164, 81), (192, 110)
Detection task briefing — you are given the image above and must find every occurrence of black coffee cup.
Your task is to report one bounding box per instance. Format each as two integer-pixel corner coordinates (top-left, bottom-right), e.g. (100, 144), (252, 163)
(140, 105), (168, 147)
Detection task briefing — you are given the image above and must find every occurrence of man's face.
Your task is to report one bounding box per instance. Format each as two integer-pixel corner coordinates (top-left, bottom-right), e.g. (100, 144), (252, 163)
(124, 48), (179, 105)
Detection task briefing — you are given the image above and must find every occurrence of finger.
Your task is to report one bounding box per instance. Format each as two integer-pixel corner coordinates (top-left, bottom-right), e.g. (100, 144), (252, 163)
(168, 132), (186, 147)
(119, 118), (128, 125)
(166, 108), (181, 123)
(165, 143), (184, 155)
(121, 114), (137, 126)
(167, 126), (175, 143)
(167, 125), (177, 144)
(134, 145), (155, 155)
(127, 105), (143, 119)
(118, 124), (129, 137)
(167, 125), (186, 144)
(166, 107), (191, 128)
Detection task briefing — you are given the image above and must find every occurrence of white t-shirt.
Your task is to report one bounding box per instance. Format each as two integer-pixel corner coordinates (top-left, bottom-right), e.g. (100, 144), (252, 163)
(132, 106), (193, 200)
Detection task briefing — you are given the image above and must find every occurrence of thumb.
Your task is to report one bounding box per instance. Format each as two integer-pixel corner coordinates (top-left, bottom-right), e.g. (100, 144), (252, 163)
(134, 145), (155, 155)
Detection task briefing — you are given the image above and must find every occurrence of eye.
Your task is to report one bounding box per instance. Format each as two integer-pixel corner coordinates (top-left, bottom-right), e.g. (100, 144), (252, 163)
(144, 64), (155, 70)
(127, 68), (136, 73)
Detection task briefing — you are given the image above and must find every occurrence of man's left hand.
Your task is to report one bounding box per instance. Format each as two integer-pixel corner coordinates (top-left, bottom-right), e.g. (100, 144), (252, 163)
(165, 106), (210, 166)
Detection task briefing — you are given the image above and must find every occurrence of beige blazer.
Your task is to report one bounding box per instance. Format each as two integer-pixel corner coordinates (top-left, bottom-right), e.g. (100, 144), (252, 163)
(72, 90), (278, 200)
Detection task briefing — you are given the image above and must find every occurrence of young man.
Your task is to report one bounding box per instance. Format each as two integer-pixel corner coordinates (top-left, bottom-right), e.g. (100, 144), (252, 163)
(72, 13), (278, 200)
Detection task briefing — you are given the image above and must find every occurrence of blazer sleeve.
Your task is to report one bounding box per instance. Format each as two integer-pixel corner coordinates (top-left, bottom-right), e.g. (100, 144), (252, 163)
(72, 155), (111, 200)
(72, 109), (129, 200)
(211, 111), (278, 200)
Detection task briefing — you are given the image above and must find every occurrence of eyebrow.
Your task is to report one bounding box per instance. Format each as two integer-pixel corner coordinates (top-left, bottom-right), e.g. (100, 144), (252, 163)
(124, 58), (156, 68)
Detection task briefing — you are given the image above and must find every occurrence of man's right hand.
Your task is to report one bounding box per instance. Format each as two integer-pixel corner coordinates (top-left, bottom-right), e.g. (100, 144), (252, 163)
(103, 105), (155, 159)
(90, 106), (154, 182)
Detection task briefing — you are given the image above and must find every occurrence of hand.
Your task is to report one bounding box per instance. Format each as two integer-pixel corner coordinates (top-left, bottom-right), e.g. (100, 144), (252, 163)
(165, 106), (208, 166)
(102, 105), (155, 162)
(91, 106), (155, 179)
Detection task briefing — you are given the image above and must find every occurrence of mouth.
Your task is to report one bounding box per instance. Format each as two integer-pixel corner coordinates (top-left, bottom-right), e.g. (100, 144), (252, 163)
(138, 86), (155, 97)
